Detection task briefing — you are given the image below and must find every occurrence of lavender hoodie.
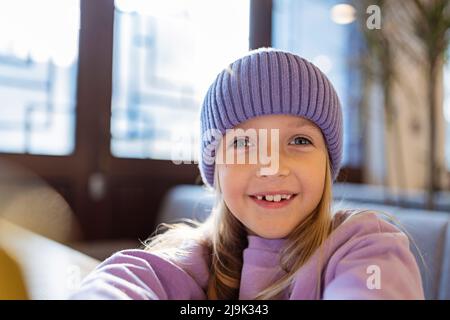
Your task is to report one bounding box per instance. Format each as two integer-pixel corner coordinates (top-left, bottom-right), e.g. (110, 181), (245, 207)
(70, 211), (424, 300)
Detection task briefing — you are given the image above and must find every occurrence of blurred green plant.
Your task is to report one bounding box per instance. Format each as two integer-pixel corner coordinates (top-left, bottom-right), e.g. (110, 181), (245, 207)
(354, 0), (407, 207)
(355, 0), (450, 210)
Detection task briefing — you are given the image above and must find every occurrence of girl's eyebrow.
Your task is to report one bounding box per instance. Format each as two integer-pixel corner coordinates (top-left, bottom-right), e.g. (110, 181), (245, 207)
(289, 120), (317, 129)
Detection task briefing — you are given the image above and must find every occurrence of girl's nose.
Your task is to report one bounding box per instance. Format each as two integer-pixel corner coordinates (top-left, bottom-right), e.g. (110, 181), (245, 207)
(256, 154), (291, 178)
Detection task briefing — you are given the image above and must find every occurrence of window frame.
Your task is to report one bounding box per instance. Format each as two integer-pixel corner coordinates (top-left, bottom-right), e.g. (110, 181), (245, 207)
(0, 0), (364, 241)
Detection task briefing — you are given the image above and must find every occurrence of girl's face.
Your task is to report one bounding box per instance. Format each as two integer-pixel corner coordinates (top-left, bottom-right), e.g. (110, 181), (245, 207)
(216, 114), (328, 239)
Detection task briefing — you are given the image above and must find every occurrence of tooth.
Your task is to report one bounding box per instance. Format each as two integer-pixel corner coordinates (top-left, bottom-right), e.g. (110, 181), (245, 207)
(281, 194), (288, 199)
(256, 195), (263, 200)
(286, 195), (292, 200)
(273, 195), (282, 202)
(265, 195), (274, 201)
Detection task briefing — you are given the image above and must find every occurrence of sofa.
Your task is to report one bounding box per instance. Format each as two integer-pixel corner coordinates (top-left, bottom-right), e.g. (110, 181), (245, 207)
(156, 184), (450, 300)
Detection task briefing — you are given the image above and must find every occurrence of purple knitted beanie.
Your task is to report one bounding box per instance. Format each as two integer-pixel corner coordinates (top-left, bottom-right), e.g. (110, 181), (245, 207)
(198, 47), (343, 188)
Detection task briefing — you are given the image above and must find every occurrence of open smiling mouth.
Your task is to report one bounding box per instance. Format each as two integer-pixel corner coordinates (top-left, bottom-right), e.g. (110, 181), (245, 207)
(249, 193), (298, 209)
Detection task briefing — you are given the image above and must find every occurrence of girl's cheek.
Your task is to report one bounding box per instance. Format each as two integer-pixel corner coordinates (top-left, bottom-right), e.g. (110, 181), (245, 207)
(219, 166), (249, 193)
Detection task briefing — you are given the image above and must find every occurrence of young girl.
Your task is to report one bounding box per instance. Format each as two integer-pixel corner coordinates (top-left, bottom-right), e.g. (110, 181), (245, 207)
(71, 48), (424, 300)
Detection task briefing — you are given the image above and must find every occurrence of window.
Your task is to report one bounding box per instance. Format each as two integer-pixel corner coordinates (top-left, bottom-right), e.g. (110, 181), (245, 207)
(0, 0), (80, 155)
(272, 0), (361, 167)
(111, 0), (250, 162)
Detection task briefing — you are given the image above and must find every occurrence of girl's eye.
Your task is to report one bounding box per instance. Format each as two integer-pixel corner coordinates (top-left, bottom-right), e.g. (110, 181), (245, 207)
(233, 137), (251, 148)
(289, 136), (312, 146)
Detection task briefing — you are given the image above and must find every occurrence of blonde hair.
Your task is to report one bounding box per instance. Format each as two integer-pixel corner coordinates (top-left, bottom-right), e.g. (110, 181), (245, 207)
(204, 155), (335, 299)
(143, 157), (427, 299)
(144, 155), (336, 299)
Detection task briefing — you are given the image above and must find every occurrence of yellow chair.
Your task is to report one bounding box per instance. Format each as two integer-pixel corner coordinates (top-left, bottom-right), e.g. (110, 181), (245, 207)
(0, 247), (28, 300)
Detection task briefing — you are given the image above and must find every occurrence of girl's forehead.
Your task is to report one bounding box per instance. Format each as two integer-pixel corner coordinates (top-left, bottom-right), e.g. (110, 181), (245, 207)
(235, 114), (319, 131)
